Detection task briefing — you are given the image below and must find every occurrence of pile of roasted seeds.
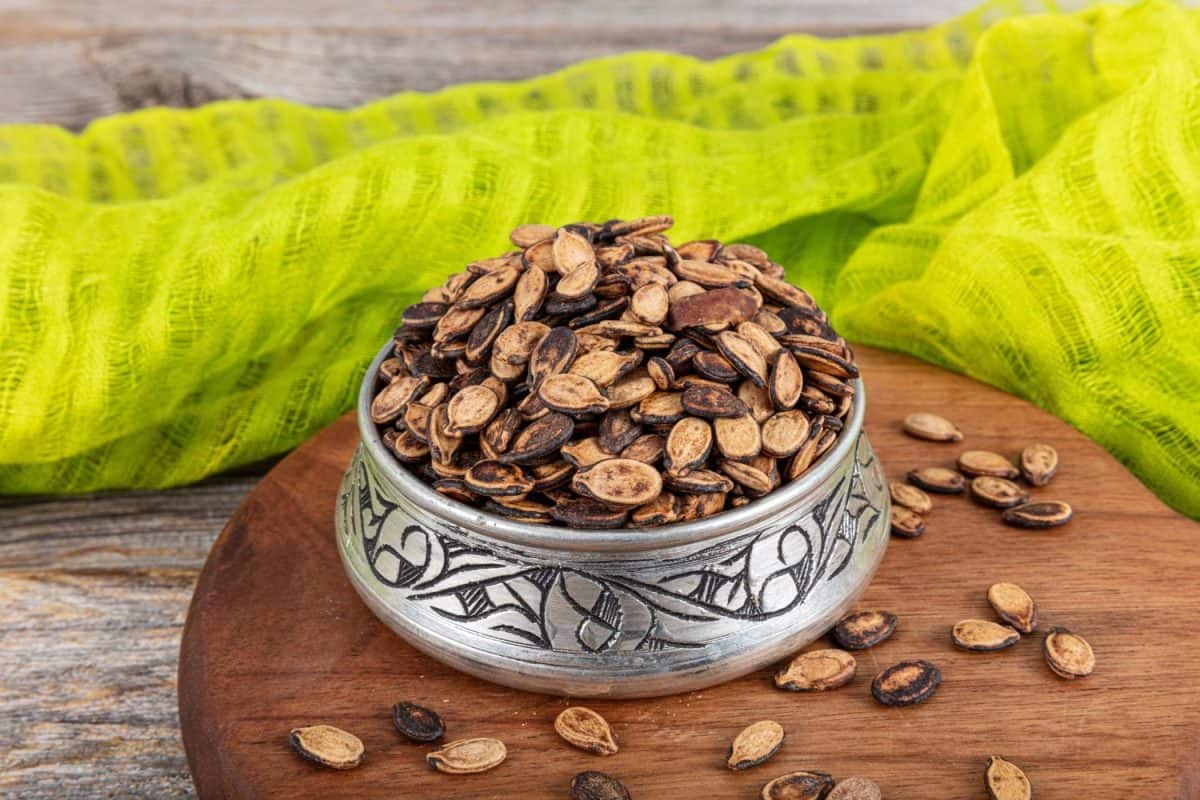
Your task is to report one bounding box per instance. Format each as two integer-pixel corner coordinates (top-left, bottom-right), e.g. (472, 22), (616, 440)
(372, 216), (858, 528)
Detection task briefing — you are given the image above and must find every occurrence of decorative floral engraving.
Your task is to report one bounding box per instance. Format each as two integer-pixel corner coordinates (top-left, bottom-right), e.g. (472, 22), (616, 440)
(339, 436), (884, 653)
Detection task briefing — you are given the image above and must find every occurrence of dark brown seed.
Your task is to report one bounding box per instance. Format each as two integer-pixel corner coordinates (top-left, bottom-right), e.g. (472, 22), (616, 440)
(455, 265), (521, 308)
(426, 737), (507, 774)
(510, 223), (556, 248)
(630, 492), (679, 526)
(621, 434), (665, 464)
(1001, 500), (1073, 529)
(554, 706), (618, 755)
(665, 417), (712, 474)
(665, 469), (735, 495)
(871, 660), (941, 707)
(1043, 627), (1095, 679)
(714, 414), (762, 461)
(727, 720), (785, 771)
(529, 326), (579, 386)
(775, 649), (856, 692)
(902, 412), (963, 442)
(529, 460), (574, 491)
(681, 384), (749, 419)
(573, 459), (663, 507)
(550, 497), (629, 529)
(433, 478), (478, 504)
(482, 408), (522, 456)
(554, 228), (596, 274)
(392, 701), (445, 743)
(378, 357), (407, 383)
(969, 476), (1030, 509)
(599, 409), (642, 454)
(607, 214), (674, 238)
(388, 430), (431, 463)
(828, 778), (882, 800)
(796, 385), (836, 416)
(637, 391), (686, 424)
(889, 506), (926, 538)
(889, 482), (932, 514)
(539, 373), (611, 416)
(693, 351), (741, 383)
(791, 346), (858, 379)
(907, 466), (966, 494)
(570, 297), (629, 329)
(664, 337), (702, 371)
(402, 302), (447, 330)
(987, 582), (1037, 634)
(833, 610), (897, 650)
(570, 771), (632, 800)
(612, 257), (678, 288)
(500, 412), (575, 463)
(370, 375), (430, 424)
(958, 450), (1020, 479)
(1020, 443), (1059, 486)
(761, 771), (836, 800)
(765, 351), (801, 411)
(289, 725), (365, 770)
(464, 460), (534, 497)
(485, 498), (554, 523)
(985, 756), (1032, 800)
(676, 491), (727, 519)
(668, 287), (758, 330)
(952, 619), (1021, 651)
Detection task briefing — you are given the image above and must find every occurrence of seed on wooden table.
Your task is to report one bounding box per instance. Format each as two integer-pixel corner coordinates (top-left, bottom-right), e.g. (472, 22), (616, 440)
(833, 610), (898, 649)
(889, 506), (926, 538)
(760, 771), (836, 800)
(370, 375), (430, 424)
(550, 497), (629, 529)
(716, 331), (769, 386)
(828, 777), (883, 800)
(987, 582), (1037, 633)
(969, 476), (1031, 509)
(665, 469), (735, 495)
(769, 350), (804, 410)
(426, 737), (507, 774)
(570, 771), (633, 800)
(1043, 627), (1095, 679)
(573, 459), (663, 507)
(760, 410), (811, 458)
(554, 228), (596, 274)
(554, 706), (618, 756)
(985, 756), (1032, 800)
(1020, 443), (1059, 486)
(1001, 500), (1073, 528)
(445, 385), (500, 435)
(665, 417), (713, 474)
(871, 660), (941, 707)
(902, 412), (963, 442)
(391, 701), (445, 743)
(958, 450), (1020, 479)
(289, 725), (365, 770)
(907, 466), (966, 494)
(728, 720), (785, 771)
(890, 481), (932, 514)
(682, 384), (749, 418)
(952, 619), (1021, 651)
(774, 648), (856, 691)
(539, 373), (611, 416)
(499, 412), (575, 463)
(465, 460), (534, 497)
(510, 222), (556, 247)
(714, 414), (762, 460)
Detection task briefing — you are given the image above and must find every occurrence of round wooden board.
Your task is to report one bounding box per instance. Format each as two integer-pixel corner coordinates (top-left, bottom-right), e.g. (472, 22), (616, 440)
(178, 346), (1200, 799)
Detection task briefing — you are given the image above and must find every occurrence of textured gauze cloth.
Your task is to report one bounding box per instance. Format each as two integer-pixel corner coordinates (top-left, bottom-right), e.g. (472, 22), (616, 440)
(0, 0), (1197, 518)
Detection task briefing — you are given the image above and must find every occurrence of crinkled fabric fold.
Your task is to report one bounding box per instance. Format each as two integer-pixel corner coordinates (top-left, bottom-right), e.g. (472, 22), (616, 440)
(0, 0), (1197, 517)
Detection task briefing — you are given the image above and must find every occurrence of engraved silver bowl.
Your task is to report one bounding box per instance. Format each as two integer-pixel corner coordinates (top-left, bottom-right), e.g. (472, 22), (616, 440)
(336, 341), (889, 698)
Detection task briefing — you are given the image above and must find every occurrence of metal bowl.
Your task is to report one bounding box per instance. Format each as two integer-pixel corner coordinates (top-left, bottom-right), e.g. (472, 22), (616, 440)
(336, 341), (889, 698)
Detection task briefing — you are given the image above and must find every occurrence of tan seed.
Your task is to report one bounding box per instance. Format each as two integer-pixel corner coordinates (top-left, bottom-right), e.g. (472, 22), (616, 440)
(510, 222), (556, 247)
(554, 706), (618, 756)
(728, 720), (785, 771)
(540, 373), (611, 416)
(970, 476), (1030, 509)
(464, 460), (534, 497)
(761, 771), (836, 800)
(433, 305), (487, 343)
(737, 321), (783, 365)
(754, 272), (817, 309)
(890, 506), (926, 538)
(455, 265), (521, 308)
(675, 259), (747, 288)
(647, 356), (675, 390)
(428, 403), (462, 465)
(828, 777), (883, 800)
(562, 436), (613, 468)
(493, 321), (551, 366)
(907, 466), (966, 494)
(1020, 443), (1059, 486)
(553, 228), (595, 274)
(693, 351), (741, 383)
(987, 582), (1037, 634)
(289, 725), (365, 770)
(1001, 500), (1073, 528)
(758, 411), (809, 458)
(985, 756), (1032, 800)
(426, 737), (507, 774)
(620, 433), (666, 464)
(714, 414), (762, 461)
(570, 350), (641, 387)
(833, 610), (897, 650)
(716, 331), (769, 387)
(607, 373), (658, 409)
(445, 385), (500, 435)
(774, 648), (856, 692)
(630, 492), (679, 526)
(630, 283), (669, 325)
(952, 619), (1021, 651)
(890, 482), (933, 514)
(637, 391), (686, 424)
(902, 412), (963, 442)
(1043, 627), (1095, 679)
(387, 429), (430, 463)
(719, 459), (773, 495)
(665, 417), (713, 475)
(370, 375), (430, 424)
(739, 381), (776, 423)
(557, 261), (601, 299)
(769, 350), (804, 410)
(871, 660), (941, 707)
(665, 469), (734, 495)
(958, 450), (1020, 479)
(573, 459), (663, 507)
(513, 264), (549, 321)
(675, 239), (721, 261)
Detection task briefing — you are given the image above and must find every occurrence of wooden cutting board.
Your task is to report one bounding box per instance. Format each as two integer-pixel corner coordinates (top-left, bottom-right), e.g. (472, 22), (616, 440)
(177, 346), (1200, 799)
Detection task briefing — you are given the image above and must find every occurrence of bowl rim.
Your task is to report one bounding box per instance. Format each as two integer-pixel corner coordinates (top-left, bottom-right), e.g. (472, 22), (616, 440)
(357, 339), (867, 552)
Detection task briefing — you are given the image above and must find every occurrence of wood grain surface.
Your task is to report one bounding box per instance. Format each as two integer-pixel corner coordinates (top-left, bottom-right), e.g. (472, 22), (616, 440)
(177, 347), (1200, 799)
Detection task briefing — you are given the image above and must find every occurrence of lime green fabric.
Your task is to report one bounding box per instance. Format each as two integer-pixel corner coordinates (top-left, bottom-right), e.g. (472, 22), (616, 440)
(0, 0), (1197, 517)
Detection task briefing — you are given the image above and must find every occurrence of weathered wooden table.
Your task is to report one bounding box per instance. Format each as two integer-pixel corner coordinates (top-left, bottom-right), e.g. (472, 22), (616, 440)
(0, 2), (976, 796)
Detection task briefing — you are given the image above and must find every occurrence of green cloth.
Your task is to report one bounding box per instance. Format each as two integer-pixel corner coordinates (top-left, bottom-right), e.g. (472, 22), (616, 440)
(0, 0), (1197, 517)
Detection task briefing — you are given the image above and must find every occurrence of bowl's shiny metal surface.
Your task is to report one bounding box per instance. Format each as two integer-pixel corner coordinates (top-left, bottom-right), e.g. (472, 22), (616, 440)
(336, 341), (890, 697)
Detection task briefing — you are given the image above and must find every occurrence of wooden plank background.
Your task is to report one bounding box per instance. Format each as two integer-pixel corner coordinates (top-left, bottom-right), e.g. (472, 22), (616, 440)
(0, 1), (977, 797)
